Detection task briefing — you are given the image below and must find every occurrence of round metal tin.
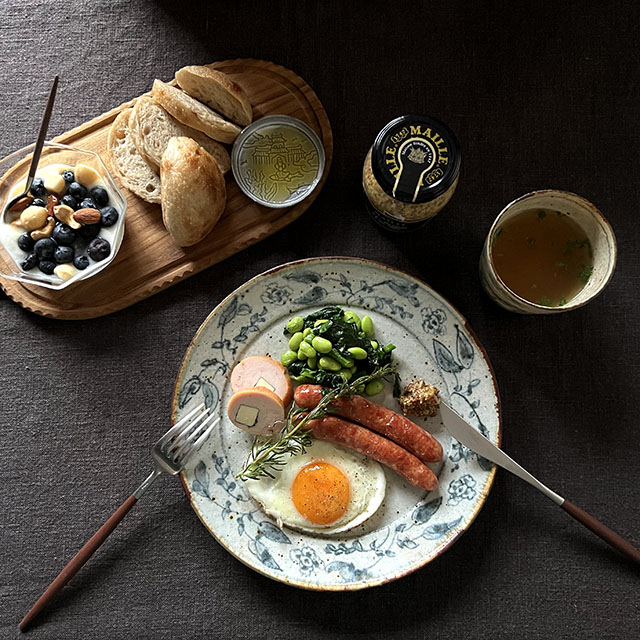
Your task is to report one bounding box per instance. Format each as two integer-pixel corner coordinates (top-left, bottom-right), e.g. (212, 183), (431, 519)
(231, 115), (325, 208)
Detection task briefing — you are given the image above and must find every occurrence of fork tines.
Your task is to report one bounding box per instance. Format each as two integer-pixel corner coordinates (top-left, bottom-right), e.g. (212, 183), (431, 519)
(159, 404), (219, 465)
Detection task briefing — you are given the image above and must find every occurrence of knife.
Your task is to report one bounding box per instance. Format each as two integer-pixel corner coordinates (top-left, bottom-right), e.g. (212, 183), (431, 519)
(440, 402), (640, 564)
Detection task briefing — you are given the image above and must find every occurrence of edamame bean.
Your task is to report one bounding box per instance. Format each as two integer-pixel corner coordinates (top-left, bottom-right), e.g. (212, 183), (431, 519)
(356, 384), (365, 394)
(314, 319), (329, 327)
(347, 346), (368, 360)
(312, 336), (332, 353)
(349, 364), (358, 375)
(303, 327), (312, 337)
(281, 350), (298, 367)
(286, 316), (304, 334)
(339, 368), (353, 382)
(297, 348), (306, 360)
(299, 341), (316, 358)
(343, 310), (361, 329)
(288, 331), (304, 351)
(307, 356), (318, 370)
(370, 340), (379, 349)
(319, 356), (341, 371)
(365, 379), (384, 396)
(361, 315), (374, 337)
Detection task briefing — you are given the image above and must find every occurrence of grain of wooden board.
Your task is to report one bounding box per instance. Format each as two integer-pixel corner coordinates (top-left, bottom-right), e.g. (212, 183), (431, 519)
(0, 59), (333, 320)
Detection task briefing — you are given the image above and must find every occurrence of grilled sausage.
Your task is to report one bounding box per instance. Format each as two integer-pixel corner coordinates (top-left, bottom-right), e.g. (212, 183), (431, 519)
(306, 415), (439, 492)
(294, 385), (443, 463)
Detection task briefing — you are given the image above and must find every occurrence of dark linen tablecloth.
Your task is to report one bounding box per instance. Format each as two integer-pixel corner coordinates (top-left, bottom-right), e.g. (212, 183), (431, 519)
(1, 1), (639, 638)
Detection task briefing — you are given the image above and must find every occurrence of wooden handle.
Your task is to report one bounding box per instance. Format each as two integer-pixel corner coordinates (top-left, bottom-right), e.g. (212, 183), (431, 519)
(19, 494), (137, 632)
(562, 499), (640, 564)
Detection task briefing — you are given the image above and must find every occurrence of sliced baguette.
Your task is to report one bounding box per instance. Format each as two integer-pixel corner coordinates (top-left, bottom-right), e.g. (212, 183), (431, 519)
(130, 96), (231, 174)
(151, 79), (241, 144)
(107, 108), (161, 204)
(175, 65), (252, 127)
(160, 137), (226, 246)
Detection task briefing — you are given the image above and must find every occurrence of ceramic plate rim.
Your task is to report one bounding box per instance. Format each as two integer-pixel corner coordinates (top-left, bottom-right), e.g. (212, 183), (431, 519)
(172, 256), (502, 590)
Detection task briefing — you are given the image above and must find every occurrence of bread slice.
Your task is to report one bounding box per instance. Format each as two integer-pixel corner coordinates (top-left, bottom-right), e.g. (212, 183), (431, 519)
(130, 96), (231, 174)
(107, 108), (161, 204)
(151, 80), (241, 144)
(160, 137), (226, 246)
(175, 65), (252, 127)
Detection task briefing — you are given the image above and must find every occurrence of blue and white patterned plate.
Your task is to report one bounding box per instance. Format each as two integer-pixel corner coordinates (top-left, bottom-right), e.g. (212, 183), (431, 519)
(174, 257), (501, 590)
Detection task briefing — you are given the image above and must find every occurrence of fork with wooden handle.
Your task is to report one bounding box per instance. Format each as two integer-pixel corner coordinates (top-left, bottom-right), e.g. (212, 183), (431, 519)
(19, 403), (219, 632)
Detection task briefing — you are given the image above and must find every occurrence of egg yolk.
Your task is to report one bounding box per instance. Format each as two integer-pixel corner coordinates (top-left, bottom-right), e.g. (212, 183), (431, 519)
(291, 461), (350, 525)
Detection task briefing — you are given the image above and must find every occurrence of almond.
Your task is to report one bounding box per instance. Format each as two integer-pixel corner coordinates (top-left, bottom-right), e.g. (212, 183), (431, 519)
(73, 207), (101, 225)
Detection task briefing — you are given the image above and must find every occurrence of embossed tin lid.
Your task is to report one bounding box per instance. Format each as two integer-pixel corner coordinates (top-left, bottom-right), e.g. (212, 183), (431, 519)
(231, 115), (325, 208)
(371, 115), (461, 204)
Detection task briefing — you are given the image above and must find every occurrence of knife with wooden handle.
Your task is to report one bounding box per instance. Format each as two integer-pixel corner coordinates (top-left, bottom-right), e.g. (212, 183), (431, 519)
(440, 402), (640, 564)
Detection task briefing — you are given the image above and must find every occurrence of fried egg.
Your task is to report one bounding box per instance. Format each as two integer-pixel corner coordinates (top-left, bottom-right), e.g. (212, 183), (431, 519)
(246, 440), (386, 535)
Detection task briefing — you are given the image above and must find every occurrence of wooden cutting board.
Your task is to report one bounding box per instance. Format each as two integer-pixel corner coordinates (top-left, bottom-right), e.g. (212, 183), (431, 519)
(0, 59), (333, 320)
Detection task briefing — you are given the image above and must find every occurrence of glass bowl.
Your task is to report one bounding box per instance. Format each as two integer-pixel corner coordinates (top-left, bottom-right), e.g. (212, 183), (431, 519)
(0, 141), (127, 290)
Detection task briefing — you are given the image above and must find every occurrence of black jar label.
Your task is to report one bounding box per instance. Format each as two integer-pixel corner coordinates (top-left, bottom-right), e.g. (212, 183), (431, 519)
(364, 194), (429, 233)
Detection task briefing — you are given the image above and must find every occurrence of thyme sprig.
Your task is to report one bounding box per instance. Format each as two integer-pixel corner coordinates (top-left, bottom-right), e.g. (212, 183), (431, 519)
(236, 363), (398, 481)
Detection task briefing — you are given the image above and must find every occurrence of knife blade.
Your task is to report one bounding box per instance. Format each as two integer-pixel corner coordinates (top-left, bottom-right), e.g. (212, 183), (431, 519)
(440, 402), (563, 504)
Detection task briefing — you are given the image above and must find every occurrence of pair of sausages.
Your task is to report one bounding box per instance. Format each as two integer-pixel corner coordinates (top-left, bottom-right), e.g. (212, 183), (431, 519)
(294, 385), (442, 492)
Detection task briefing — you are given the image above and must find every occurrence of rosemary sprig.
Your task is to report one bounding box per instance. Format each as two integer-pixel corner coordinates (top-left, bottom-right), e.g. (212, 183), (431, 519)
(236, 363), (398, 481)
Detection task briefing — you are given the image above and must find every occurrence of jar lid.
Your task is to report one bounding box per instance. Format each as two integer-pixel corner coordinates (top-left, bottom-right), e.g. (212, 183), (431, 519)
(371, 115), (461, 204)
(231, 115), (325, 208)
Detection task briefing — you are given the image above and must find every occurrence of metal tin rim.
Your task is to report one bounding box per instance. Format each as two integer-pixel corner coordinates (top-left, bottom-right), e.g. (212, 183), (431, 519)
(231, 115), (326, 208)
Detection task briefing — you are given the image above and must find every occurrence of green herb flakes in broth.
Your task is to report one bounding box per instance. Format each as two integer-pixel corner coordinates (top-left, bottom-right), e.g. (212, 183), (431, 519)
(492, 208), (593, 307)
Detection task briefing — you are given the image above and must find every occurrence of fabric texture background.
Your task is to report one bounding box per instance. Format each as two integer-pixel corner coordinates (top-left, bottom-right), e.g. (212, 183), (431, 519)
(1, 1), (638, 638)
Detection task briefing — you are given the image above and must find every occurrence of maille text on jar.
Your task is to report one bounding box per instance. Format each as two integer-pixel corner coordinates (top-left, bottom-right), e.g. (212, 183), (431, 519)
(362, 115), (461, 231)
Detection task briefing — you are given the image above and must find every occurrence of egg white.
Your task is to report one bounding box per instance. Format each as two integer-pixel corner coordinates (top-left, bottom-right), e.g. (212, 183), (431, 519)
(246, 440), (386, 535)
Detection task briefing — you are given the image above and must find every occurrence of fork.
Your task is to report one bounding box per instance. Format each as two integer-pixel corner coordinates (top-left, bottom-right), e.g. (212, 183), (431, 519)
(4, 76), (58, 217)
(19, 403), (219, 632)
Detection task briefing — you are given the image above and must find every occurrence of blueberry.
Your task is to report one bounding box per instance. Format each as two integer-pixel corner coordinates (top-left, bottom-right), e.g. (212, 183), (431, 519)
(100, 205), (119, 227)
(79, 198), (96, 210)
(21, 253), (38, 270)
(54, 245), (74, 264)
(29, 177), (47, 197)
(87, 237), (111, 261)
(73, 254), (90, 270)
(67, 182), (87, 200)
(78, 223), (101, 240)
(31, 197), (47, 208)
(18, 232), (35, 252)
(34, 237), (57, 260)
(60, 194), (78, 210)
(52, 222), (76, 246)
(62, 170), (75, 183)
(90, 186), (109, 207)
(38, 260), (56, 275)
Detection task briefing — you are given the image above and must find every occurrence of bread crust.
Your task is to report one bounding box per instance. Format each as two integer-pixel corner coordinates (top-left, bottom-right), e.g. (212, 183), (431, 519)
(107, 108), (161, 204)
(151, 80), (240, 144)
(160, 137), (226, 246)
(130, 96), (231, 174)
(175, 65), (252, 127)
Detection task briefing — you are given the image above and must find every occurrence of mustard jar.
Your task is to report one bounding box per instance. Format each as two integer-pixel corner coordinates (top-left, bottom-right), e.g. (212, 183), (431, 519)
(362, 115), (461, 231)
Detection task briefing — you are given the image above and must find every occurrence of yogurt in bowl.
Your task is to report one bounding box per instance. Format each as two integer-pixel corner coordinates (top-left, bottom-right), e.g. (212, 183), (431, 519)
(0, 142), (127, 290)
